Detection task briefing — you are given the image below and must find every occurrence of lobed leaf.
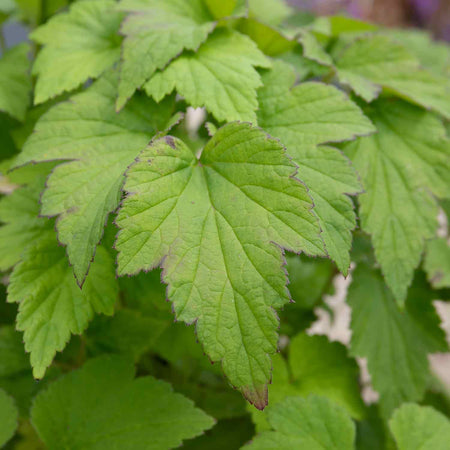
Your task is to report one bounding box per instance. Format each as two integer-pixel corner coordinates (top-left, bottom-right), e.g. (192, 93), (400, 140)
(335, 35), (450, 118)
(117, 0), (217, 109)
(245, 396), (356, 449)
(31, 356), (214, 450)
(145, 29), (271, 123)
(8, 232), (118, 378)
(257, 61), (374, 273)
(31, 0), (124, 104)
(344, 99), (450, 301)
(15, 71), (178, 285)
(116, 122), (324, 408)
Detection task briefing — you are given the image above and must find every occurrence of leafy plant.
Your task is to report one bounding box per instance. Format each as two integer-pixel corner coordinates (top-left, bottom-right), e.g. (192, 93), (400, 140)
(0, 0), (449, 448)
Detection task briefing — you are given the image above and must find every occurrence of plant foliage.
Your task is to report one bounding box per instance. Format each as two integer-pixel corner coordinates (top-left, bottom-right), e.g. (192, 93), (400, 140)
(0, 0), (449, 448)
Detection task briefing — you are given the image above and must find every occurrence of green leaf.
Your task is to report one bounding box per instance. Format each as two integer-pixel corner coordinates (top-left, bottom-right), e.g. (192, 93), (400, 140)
(250, 334), (365, 431)
(0, 43), (31, 121)
(245, 396), (356, 450)
(117, 0), (217, 110)
(0, 326), (29, 377)
(248, 0), (292, 27)
(86, 309), (170, 361)
(298, 29), (334, 67)
(7, 232), (118, 378)
(31, 0), (123, 105)
(390, 404), (450, 450)
(343, 99), (450, 301)
(424, 238), (450, 289)
(238, 18), (296, 57)
(145, 29), (270, 123)
(385, 29), (450, 77)
(0, 388), (18, 447)
(0, 164), (54, 271)
(31, 356), (215, 450)
(257, 61), (374, 273)
(116, 122), (324, 408)
(204, 0), (247, 19)
(15, 71), (177, 285)
(335, 35), (450, 118)
(279, 254), (335, 335)
(347, 264), (448, 418)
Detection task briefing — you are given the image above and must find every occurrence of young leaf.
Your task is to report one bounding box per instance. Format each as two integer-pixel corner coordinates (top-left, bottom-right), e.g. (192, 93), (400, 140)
(145, 29), (271, 123)
(117, 0), (217, 109)
(348, 264), (448, 418)
(15, 71), (178, 285)
(245, 396), (356, 450)
(0, 389), (18, 447)
(257, 61), (374, 273)
(0, 43), (31, 122)
(31, 356), (214, 450)
(116, 122), (324, 409)
(335, 35), (450, 118)
(31, 0), (124, 104)
(7, 232), (118, 378)
(344, 99), (450, 301)
(424, 238), (450, 289)
(390, 404), (450, 450)
(250, 334), (365, 431)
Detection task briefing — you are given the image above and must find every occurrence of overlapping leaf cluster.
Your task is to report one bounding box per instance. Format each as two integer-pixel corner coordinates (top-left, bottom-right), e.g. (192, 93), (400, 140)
(1, 0), (450, 448)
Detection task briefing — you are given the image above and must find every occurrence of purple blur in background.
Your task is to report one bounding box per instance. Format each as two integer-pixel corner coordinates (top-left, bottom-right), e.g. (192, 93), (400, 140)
(288, 0), (450, 40)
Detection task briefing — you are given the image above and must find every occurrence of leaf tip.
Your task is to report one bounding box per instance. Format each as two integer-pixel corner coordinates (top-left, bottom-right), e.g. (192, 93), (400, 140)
(242, 384), (268, 410)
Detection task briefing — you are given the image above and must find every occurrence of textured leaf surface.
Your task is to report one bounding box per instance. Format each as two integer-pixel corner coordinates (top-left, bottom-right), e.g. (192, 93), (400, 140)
(0, 388), (18, 447)
(31, 0), (123, 104)
(31, 356), (214, 450)
(250, 334), (365, 431)
(335, 35), (450, 118)
(0, 168), (52, 271)
(15, 71), (176, 285)
(257, 61), (373, 273)
(145, 29), (270, 123)
(0, 43), (31, 121)
(8, 233), (118, 378)
(245, 396), (355, 450)
(116, 122), (324, 408)
(117, 0), (216, 109)
(348, 264), (448, 418)
(344, 100), (450, 301)
(424, 238), (450, 289)
(385, 29), (450, 77)
(390, 404), (450, 450)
